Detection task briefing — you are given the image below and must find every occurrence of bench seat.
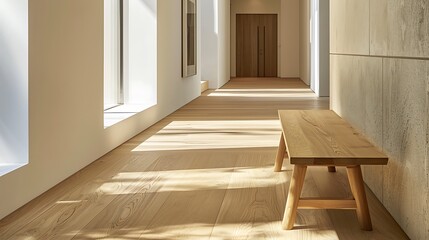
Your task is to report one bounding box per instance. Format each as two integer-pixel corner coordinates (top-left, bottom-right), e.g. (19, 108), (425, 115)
(274, 110), (388, 231)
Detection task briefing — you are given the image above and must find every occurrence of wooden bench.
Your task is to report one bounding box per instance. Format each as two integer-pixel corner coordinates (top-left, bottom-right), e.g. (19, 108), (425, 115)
(274, 110), (388, 231)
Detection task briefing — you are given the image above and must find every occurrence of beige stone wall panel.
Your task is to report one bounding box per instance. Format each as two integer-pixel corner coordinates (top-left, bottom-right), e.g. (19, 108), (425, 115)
(330, 55), (384, 199)
(370, 0), (429, 57)
(382, 58), (429, 240)
(330, 0), (370, 55)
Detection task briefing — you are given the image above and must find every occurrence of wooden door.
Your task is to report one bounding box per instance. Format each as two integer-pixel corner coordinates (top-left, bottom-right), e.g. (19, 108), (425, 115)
(236, 14), (278, 77)
(261, 15), (278, 77)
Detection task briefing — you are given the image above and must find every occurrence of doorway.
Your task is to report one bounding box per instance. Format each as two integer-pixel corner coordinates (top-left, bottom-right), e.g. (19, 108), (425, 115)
(236, 14), (278, 77)
(310, 0), (330, 97)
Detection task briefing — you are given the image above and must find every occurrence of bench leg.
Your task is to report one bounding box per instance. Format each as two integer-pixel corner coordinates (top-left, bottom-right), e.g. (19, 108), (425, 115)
(274, 133), (286, 172)
(346, 166), (372, 231)
(328, 166), (336, 172)
(282, 165), (307, 230)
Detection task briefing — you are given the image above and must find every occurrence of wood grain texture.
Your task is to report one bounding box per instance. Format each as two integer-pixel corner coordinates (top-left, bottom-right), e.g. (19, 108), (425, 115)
(9, 154), (158, 240)
(210, 154), (289, 239)
(0, 78), (408, 239)
(0, 152), (144, 239)
(298, 199), (356, 210)
(274, 133), (286, 172)
(289, 168), (339, 239)
(278, 110), (384, 231)
(310, 167), (410, 240)
(278, 110), (388, 165)
(283, 165), (307, 229)
(346, 166), (372, 231)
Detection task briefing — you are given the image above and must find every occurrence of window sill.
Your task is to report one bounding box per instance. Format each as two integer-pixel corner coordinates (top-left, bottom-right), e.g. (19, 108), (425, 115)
(0, 163), (27, 177)
(104, 103), (156, 128)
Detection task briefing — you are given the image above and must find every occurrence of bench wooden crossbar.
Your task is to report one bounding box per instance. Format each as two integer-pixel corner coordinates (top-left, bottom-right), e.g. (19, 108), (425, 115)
(274, 110), (388, 231)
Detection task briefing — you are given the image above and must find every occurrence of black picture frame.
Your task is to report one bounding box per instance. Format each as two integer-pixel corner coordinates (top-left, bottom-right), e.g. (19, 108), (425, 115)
(182, 0), (197, 77)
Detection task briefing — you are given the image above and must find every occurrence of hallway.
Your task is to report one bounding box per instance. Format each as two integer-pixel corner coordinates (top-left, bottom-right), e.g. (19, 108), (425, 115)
(0, 78), (408, 239)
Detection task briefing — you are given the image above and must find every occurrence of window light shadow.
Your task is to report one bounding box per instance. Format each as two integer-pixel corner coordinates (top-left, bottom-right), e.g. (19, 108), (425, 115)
(132, 120), (281, 152)
(93, 164), (287, 195)
(207, 88), (318, 98)
(67, 223), (340, 240)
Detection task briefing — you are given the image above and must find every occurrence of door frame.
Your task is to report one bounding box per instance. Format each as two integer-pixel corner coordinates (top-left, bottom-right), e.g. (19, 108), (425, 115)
(310, 0), (330, 97)
(235, 13), (279, 78)
(231, 13), (280, 78)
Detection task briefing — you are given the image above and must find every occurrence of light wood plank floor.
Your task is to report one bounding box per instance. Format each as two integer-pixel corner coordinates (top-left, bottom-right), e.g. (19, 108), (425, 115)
(0, 78), (409, 239)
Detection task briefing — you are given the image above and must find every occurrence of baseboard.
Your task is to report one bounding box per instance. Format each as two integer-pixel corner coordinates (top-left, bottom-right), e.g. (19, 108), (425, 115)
(201, 81), (209, 93)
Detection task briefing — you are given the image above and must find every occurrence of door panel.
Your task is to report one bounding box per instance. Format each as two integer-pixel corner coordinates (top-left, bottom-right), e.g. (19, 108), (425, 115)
(236, 14), (278, 77)
(237, 15), (258, 77)
(257, 25), (265, 76)
(263, 14), (278, 77)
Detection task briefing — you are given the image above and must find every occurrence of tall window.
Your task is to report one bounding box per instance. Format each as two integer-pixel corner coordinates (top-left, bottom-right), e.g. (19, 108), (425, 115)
(104, 0), (123, 110)
(103, 0), (158, 128)
(0, 0), (29, 176)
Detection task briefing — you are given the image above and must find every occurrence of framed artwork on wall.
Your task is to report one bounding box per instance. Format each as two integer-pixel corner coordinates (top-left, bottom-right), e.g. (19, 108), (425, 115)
(182, 0), (197, 77)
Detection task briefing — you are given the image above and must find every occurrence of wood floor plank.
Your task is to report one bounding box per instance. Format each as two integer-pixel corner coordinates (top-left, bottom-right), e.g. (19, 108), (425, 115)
(72, 154), (195, 239)
(73, 151), (237, 240)
(210, 152), (290, 239)
(310, 167), (409, 239)
(138, 152), (238, 240)
(285, 167), (339, 239)
(0, 78), (408, 239)
(8, 154), (158, 240)
(0, 151), (137, 239)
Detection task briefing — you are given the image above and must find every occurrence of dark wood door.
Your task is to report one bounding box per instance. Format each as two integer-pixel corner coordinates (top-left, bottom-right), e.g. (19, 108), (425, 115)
(236, 14), (278, 77)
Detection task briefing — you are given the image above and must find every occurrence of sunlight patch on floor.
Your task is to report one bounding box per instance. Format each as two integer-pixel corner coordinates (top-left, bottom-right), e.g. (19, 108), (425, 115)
(56, 200), (87, 204)
(139, 223), (339, 240)
(71, 223), (340, 240)
(208, 88), (317, 98)
(132, 120), (282, 152)
(96, 165), (284, 195)
(76, 229), (142, 239)
(212, 88), (311, 92)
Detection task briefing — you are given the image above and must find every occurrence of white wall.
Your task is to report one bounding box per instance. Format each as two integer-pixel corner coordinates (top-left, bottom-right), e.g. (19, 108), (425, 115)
(310, 0), (329, 96)
(230, 0), (300, 78)
(281, 0), (300, 78)
(201, 0), (230, 89)
(125, 0), (157, 105)
(0, 0), (202, 220)
(318, 0), (329, 96)
(104, 0), (120, 108)
(201, 1), (218, 88)
(299, 0), (310, 85)
(0, 0), (28, 173)
(218, 0), (231, 87)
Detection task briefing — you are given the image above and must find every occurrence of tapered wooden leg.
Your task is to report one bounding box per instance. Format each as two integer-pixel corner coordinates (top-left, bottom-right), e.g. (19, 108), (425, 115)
(282, 165), (307, 230)
(328, 166), (336, 172)
(274, 133), (286, 172)
(346, 166), (372, 231)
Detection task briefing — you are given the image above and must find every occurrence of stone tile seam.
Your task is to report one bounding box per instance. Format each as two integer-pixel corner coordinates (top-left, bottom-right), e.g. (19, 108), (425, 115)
(368, 0), (371, 56)
(381, 56), (384, 204)
(426, 62), (429, 239)
(330, 53), (429, 61)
